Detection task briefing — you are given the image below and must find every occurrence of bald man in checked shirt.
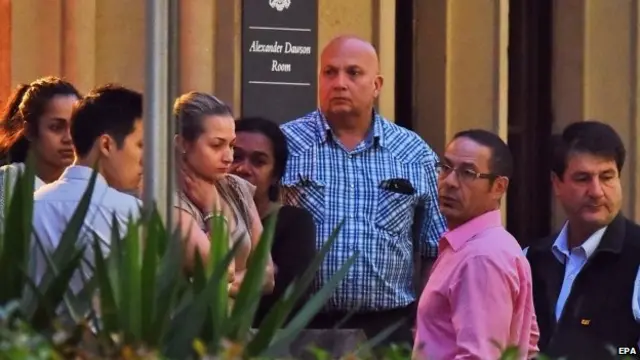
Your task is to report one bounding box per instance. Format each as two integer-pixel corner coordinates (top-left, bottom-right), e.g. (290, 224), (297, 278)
(280, 35), (446, 345)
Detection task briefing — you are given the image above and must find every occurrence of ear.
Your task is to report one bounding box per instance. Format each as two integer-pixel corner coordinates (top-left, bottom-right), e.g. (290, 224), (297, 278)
(551, 172), (563, 196)
(98, 134), (114, 157)
(491, 176), (509, 200)
(174, 134), (188, 154)
(373, 75), (384, 98)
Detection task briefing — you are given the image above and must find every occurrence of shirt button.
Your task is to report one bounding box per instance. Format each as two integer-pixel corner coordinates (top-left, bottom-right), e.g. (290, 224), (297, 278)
(350, 184), (355, 189)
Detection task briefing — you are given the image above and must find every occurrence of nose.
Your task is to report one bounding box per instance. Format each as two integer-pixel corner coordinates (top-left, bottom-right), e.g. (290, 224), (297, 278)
(61, 129), (72, 144)
(439, 168), (460, 189)
(221, 147), (233, 165)
(233, 157), (251, 175)
(333, 72), (348, 90)
(587, 178), (605, 198)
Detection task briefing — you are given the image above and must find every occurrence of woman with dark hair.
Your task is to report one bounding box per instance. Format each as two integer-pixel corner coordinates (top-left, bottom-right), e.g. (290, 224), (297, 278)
(230, 116), (317, 326)
(0, 76), (80, 219)
(172, 92), (275, 297)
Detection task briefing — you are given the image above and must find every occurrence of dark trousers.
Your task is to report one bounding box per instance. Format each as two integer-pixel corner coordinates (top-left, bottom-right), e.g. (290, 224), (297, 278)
(307, 303), (415, 347)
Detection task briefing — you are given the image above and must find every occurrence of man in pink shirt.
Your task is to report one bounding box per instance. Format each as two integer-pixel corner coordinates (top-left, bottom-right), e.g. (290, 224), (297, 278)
(413, 129), (539, 360)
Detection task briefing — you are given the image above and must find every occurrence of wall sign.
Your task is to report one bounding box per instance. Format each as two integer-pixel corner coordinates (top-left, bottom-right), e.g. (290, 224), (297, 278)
(241, 0), (318, 124)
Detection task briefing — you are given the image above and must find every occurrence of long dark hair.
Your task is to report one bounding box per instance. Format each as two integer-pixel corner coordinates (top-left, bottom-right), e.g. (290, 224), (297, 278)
(0, 76), (81, 164)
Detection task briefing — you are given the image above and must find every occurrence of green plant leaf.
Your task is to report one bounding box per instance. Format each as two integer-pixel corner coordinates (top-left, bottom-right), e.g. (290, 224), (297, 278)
(120, 217), (142, 342)
(206, 213), (230, 350)
(141, 210), (159, 345)
(163, 237), (240, 358)
(0, 154), (35, 304)
(262, 245), (357, 357)
(25, 231), (89, 325)
(151, 225), (185, 345)
(29, 247), (85, 330)
(247, 220), (345, 356)
(354, 319), (405, 357)
(107, 212), (122, 307)
(93, 234), (119, 336)
(226, 213), (277, 342)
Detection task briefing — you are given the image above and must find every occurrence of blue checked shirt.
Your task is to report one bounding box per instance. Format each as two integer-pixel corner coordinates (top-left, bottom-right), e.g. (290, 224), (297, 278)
(280, 110), (447, 311)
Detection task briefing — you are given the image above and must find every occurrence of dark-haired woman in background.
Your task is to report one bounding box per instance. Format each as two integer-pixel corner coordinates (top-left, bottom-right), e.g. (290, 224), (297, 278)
(0, 76), (80, 221)
(231, 116), (317, 326)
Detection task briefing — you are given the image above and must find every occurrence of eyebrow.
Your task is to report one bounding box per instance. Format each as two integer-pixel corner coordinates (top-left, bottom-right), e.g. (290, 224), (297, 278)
(442, 157), (477, 168)
(210, 136), (234, 142)
(324, 64), (363, 70)
(235, 147), (269, 157)
(250, 150), (269, 157)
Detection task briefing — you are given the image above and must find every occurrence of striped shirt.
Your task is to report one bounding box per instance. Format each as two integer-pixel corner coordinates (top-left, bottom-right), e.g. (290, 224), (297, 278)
(280, 110), (447, 311)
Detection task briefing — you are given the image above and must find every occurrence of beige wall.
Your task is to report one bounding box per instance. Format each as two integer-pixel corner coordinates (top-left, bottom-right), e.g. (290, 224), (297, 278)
(0, 0), (394, 116)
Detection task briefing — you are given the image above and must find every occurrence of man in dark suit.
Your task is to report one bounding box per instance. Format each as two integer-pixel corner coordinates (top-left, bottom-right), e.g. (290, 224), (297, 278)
(525, 121), (640, 360)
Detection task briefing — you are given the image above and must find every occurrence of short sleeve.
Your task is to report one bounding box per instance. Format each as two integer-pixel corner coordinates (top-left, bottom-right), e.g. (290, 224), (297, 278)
(173, 191), (204, 228)
(227, 174), (256, 199)
(223, 174), (258, 234)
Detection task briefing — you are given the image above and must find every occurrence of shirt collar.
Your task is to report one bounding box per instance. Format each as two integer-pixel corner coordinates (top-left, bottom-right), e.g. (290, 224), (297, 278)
(551, 222), (607, 261)
(313, 109), (386, 147)
(441, 210), (503, 252)
(61, 165), (109, 187)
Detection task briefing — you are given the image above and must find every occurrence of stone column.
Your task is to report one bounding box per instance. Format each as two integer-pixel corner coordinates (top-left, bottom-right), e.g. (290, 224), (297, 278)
(179, 0), (216, 94)
(11, 0), (63, 85)
(94, 0), (145, 91)
(60, 0), (96, 94)
(215, 0), (241, 112)
(0, 0), (11, 102)
(413, 0), (510, 155)
(373, 0), (396, 119)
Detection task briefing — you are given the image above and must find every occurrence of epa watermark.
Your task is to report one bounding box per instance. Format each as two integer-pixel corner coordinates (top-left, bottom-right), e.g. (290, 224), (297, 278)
(618, 346), (638, 356)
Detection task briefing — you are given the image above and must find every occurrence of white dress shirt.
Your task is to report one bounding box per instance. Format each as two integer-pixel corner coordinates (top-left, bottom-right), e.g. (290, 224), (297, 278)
(31, 165), (142, 293)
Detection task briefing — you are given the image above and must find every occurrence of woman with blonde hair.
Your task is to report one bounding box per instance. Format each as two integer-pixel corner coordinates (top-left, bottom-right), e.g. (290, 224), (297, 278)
(173, 91), (274, 295)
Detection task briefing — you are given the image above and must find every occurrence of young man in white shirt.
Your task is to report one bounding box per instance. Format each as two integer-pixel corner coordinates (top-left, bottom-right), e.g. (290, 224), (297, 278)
(31, 84), (144, 293)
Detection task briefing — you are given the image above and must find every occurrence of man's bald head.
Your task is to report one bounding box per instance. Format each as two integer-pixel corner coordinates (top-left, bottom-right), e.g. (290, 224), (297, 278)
(321, 35), (380, 74)
(318, 35), (384, 123)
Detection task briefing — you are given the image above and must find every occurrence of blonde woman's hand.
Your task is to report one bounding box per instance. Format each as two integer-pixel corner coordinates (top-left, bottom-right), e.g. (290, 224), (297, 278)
(227, 260), (236, 283)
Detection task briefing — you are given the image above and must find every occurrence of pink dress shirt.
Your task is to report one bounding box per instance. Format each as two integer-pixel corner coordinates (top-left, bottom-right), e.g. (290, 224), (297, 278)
(413, 210), (539, 360)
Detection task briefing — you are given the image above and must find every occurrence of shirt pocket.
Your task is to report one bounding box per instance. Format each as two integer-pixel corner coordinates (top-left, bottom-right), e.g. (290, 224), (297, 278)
(282, 175), (326, 225)
(374, 186), (418, 235)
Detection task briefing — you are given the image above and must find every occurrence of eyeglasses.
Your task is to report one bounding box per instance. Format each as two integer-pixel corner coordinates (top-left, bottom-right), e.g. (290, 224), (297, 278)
(435, 162), (499, 182)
